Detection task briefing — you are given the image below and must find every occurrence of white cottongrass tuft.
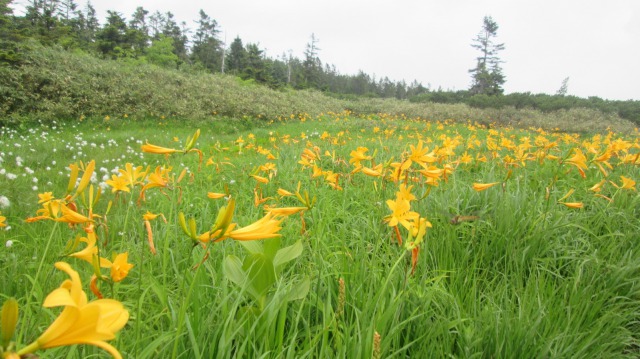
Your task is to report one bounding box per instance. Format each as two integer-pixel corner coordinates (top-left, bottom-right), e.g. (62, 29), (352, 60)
(0, 195), (9, 209)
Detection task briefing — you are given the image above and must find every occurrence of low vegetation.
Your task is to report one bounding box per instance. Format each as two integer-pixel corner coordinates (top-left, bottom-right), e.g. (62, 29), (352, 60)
(0, 114), (639, 357)
(1, 43), (638, 135)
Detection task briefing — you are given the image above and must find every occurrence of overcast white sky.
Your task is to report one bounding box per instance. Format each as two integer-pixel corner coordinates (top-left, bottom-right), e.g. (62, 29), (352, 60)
(12, 0), (640, 100)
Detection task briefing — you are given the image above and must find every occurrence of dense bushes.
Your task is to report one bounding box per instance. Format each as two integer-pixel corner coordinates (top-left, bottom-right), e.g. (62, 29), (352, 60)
(410, 90), (640, 125)
(0, 42), (347, 124)
(0, 44), (637, 134)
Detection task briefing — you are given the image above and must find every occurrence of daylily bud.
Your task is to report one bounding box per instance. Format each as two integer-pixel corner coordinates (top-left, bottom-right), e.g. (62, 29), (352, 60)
(211, 198), (235, 236)
(1, 298), (18, 347)
(184, 129), (201, 152)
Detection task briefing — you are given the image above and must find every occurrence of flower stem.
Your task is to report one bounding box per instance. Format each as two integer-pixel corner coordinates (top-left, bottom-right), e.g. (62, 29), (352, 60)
(17, 222), (59, 344)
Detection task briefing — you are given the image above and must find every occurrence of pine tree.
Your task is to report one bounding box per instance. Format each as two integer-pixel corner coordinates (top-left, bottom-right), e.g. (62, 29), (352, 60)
(556, 77), (570, 96)
(190, 9), (220, 71)
(95, 11), (131, 58)
(302, 33), (322, 88)
(243, 43), (267, 82)
(469, 16), (505, 96)
(162, 12), (188, 62)
(128, 7), (149, 56)
(225, 37), (246, 74)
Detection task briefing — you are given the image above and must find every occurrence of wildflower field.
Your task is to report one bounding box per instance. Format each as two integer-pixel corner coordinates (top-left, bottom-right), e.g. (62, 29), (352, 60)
(1, 113), (639, 358)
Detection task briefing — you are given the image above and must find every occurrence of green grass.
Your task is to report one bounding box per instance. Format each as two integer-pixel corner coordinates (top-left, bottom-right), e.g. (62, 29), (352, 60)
(1, 114), (639, 358)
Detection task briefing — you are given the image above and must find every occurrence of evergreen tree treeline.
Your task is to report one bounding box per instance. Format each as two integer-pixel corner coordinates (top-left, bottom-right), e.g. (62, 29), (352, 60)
(0, 0), (429, 99)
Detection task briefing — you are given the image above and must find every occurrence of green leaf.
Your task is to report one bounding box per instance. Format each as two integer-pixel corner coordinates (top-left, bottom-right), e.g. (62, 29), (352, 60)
(263, 236), (282, 260)
(273, 240), (303, 271)
(222, 255), (246, 286)
(287, 276), (310, 301)
(243, 253), (277, 302)
(238, 240), (263, 254)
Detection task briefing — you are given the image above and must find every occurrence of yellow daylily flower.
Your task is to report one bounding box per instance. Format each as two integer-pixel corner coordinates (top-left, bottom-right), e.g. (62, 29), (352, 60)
(397, 184), (416, 202)
(611, 175), (636, 190)
(143, 212), (165, 255)
(118, 163), (148, 187)
(141, 143), (181, 155)
(349, 147), (372, 167)
(384, 197), (419, 231)
(559, 202), (584, 209)
(589, 179), (607, 192)
(251, 175), (270, 184)
(56, 204), (93, 225)
(0, 212), (6, 228)
(207, 192), (226, 199)
(564, 148), (588, 178)
(405, 216), (432, 275)
(17, 262), (129, 359)
(110, 253), (134, 283)
(268, 207), (307, 217)
(38, 192), (55, 204)
(472, 182), (500, 192)
(361, 164), (384, 177)
(223, 212), (283, 241)
(105, 174), (131, 193)
(68, 232), (112, 268)
(277, 188), (294, 197)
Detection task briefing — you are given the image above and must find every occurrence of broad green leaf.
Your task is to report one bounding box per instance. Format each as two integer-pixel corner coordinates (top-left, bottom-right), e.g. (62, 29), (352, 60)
(238, 240), (263, 254)
(243, 253), (277, 301)
(287, 276), (310, 301)
(263, 236), (282, 260)
(223, 255), (246, 286)
(273, 240), (303, 270)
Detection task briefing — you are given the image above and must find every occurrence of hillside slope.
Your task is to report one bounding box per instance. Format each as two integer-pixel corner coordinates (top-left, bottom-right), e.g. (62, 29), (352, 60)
(0, 43), (636, 133)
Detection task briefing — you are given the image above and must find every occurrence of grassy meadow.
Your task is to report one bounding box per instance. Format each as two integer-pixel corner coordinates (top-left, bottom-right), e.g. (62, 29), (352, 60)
(1, 113), (640, 358)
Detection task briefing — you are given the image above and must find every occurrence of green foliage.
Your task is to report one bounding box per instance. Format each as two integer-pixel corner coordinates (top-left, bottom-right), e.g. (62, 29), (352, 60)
(0, 43), (347, 124)
(144, 35), (178, 68)
(224, 238), (307, 310)
(409, 90), (640, 126)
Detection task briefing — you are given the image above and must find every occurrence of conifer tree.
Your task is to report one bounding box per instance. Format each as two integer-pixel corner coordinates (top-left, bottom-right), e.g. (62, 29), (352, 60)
(469, 16), (505, 95)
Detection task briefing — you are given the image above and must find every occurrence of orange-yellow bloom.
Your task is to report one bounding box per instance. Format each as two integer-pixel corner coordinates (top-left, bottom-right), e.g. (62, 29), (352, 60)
(564, 148), (588, 178)
(277, 188), (294, 197)
(118, 163), (148, 187)
(349, 147), (372, 167)
(559, 202), (584, 209)
(361, 164), (384, 177)
(38, 192), (55, 204)
(110, 253), (134, 282)
(68, 232), (112, 268)
(0, 212), (6, 228)
(105, 174), (131, 193)
(589, 179), (607, 192)
(143, 212), (165, 255)
(251, 175), (269, 184)
(268, 207), (307, 217)
(17, 262), (129, 359)
(141, 143), (180, 155)
(56, 204), (93, 225)
(384, 197), (419, 231)
(472, 182), (500, 192)
(207, 192), (226, 199)
(223, 213), (283, 241)
(611, 175), (636, 190)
